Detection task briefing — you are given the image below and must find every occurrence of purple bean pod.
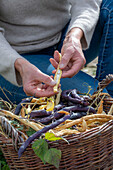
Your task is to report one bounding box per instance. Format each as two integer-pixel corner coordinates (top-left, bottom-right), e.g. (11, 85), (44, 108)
(62, 89), (90, 106)
(35, 111), (65, 124)
(70, 112), (83, 120)
(14, 98), (32, 115)
(82, 101), (90, 107)
(82, 95), (92, 102)
(61, 90), (85, 105)
(61, 89), (73, 100)
(62, 105), (96, 114)
(70, 89), (81, 100)
(70, 111), (87, 120)
(80, 112), (87, 116)
(18, 114), (70, 158)
(30, 110), (52, 118)
(54, 104), (65, 111)
(70, 89), (90, 106)
(67, 101), (78, 106)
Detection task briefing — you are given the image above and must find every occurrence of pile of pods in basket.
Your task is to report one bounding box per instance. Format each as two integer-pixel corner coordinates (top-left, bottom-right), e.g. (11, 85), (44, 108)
(0, 63), (113, 167)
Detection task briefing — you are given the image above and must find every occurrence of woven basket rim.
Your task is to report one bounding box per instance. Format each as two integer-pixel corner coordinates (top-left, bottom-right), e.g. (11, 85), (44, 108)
(0, 119), (113, 147)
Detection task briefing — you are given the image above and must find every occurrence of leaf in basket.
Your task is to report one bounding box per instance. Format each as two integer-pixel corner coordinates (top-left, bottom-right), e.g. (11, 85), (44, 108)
(32, 139), (48, 164)
(44, 148), (61, 169)
(0, 160), (10, 170)
(1, 163), (10, 170)
(45, 132), (61, 141)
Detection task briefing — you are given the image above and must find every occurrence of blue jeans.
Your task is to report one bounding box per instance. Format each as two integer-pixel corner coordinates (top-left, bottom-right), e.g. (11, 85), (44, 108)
(84, 0), (113, 96)
(0, 0), (112, 104)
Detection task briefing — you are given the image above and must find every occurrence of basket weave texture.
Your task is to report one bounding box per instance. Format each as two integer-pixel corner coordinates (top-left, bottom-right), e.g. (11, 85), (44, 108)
(1, 73), (113, 170)
(0, 119), (113, 170)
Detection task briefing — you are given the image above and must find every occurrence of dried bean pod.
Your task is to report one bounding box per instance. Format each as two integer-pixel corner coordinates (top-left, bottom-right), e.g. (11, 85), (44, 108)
(30, 110), (52, 118)
(82, 95), (92, 102)
(67, 101), (77, 106)
(70, 112), (87, 120)
(18, 114), (70, 158)
(70, 90), (90, 106)
(35, 111), (64, 124)
(70, 112), (83, 120)
(61, 89), (72, 100)
(54, 103), (65, 111)
(14, 98), (32, 115)
(61, 89), (89, 106)
(80, 112), (87, 116)
(82, 101), (89, 107)
(70, 89), (81, 100)
(62, 105), (96, 114)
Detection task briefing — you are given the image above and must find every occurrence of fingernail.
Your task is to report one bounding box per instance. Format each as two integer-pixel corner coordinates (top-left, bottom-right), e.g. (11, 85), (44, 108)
(60, 64), (64, 69)
(51, 80), (56, 86)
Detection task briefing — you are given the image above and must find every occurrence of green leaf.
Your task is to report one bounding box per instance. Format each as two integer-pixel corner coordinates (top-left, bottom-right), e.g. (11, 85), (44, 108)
(0, 160), (6, 165)
(44, 148), (61, 169)
(2, 165), (10, 170)
(32, 139), (48, 164)
(45, 132), (62, 141)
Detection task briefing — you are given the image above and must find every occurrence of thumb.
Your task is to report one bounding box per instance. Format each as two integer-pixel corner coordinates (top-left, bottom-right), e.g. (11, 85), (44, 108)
(60, 50), (72, 69)
(38, 71), (56, 86)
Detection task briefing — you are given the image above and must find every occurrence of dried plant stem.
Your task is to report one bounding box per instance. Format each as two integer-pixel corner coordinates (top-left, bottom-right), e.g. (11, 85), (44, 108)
(55, 114), (113, 131)
(108, 104), (113, 115)
(0, 110), (44, 131)
(54, 129), (80, 137)
(0, 87), (14, 106)
(97, 74), (113, 91)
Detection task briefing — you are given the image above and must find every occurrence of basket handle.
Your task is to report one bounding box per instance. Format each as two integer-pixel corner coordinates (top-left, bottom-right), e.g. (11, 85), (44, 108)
(95, 74), (113, 94)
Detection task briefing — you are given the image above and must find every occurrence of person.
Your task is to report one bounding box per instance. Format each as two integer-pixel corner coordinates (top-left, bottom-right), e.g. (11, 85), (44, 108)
(0, 0), (112, 104)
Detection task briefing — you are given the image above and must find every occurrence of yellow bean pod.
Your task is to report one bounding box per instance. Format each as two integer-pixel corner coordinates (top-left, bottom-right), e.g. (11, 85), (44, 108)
(53, 53), (62, 93)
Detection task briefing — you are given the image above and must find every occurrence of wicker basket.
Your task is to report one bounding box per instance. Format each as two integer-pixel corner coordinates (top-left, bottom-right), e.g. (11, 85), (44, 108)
(1, 74), (113, 170)
(0, 119), (113, 170)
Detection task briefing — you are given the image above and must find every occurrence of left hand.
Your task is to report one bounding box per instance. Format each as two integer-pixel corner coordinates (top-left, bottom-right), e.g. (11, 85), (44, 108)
(14, 58), (57, 97)
(50, 28), (86, 78)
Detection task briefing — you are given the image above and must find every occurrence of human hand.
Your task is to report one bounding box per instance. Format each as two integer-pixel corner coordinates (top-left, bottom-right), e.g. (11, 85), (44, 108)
(50, 28), (86, 78)
(14, 58), (57, 97)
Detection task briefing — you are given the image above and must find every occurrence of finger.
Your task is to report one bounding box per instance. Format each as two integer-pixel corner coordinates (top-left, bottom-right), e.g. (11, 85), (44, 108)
(50, 75), (54, 79)
(61, 37), (69, 56)
(37, 70), (56, 86)
(61, 61), (84, 78)
(61, 46), (64, 56)
(60, 47), (73, 69)
(54, 50), (60, 63)
(24, 85), (56, 97)
(49, 58), (58, 69)
(23, 83), (42, 96)
(35, 87), (58, 97)
(52, 69), (56, 74)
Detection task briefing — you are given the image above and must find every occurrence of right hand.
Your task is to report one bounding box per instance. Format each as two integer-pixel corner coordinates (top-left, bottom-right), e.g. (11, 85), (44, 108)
(14, 58), (57, 97)
(50, 28), (86, 79)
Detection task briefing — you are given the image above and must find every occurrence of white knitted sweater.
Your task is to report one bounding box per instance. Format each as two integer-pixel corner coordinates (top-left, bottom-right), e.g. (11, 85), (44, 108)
(0, 0), (102, 85)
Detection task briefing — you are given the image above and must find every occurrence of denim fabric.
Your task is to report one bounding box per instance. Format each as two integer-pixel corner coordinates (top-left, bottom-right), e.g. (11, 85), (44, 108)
(0, 0), (112, 104)
(84, 0), (113, 96)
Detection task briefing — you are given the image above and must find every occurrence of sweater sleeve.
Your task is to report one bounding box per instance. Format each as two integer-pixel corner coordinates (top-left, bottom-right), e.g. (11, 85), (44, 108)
(0, 29), (22, 86)
(68, 0), (102, 49)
